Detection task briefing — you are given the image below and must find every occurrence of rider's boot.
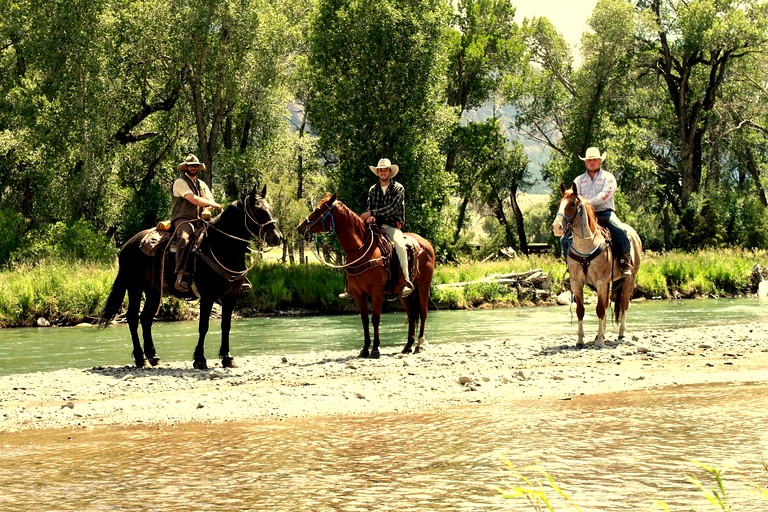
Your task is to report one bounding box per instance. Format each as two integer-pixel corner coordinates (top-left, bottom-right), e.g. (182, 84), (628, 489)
(400, 278), (414, 299)
(619, 252), (633, 277)
(174, 241), (191, 292)
(240, 278), (252, 293)
(338, 282), (353, 300)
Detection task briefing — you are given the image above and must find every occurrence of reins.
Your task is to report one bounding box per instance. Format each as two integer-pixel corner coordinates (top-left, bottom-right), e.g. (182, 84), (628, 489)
(304, 200), (380, 270)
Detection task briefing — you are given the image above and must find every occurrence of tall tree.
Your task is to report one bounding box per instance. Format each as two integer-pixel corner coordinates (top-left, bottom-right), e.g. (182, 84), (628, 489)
(309, 0), (453, 244)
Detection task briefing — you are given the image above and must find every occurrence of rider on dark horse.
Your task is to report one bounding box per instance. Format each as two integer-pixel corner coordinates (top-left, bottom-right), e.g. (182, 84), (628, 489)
(561, 147), (634, 277)
(171, 154), (223, 292)
(339, 157), (414, 299)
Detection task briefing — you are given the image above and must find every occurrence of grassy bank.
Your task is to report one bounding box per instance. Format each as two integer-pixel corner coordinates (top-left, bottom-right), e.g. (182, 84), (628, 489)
(0, 249), (766, 328)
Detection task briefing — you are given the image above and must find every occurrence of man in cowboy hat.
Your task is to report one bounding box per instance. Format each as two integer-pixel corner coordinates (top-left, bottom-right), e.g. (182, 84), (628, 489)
(171, 153), (222, 292)
(348, 157), (413, 298)
(567, 146), (633, 276)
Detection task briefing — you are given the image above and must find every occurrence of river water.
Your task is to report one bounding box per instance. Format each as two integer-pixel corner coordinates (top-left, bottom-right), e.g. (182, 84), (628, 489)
(1, 299), (768, 511)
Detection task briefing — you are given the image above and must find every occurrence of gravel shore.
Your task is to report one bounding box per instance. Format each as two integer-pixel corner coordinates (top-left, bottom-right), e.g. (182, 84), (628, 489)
(2, 321), (767, 433)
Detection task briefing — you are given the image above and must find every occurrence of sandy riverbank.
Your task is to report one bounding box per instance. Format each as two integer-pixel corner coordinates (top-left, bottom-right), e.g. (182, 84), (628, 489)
(2, 320), (767, 433)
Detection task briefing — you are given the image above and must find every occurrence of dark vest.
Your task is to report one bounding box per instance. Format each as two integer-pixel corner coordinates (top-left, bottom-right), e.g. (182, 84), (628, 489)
(171, 173), (202, 222)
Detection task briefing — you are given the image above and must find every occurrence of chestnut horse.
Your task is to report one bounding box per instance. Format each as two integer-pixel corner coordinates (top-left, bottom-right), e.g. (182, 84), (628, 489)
(552, 182), (642, 348)
(99, 185), (283, 369)
(298, 193), (435, 358)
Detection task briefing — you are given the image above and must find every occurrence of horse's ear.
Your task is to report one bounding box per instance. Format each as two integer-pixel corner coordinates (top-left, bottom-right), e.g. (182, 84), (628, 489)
(250, 184), (259, 198)
(559, 182), (566, 195)
(329, 192), (337, 203)
(571, 182), (578, 196)
(260, 184), (267, 198)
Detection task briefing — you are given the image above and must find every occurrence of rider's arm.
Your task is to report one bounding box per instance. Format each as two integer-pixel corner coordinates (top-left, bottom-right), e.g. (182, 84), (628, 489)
(370, 183), (404, 218)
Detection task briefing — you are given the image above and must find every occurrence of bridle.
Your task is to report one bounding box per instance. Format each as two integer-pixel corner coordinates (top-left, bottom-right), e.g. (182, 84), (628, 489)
(302, 200), (378, 269)
(202, 194), (280, 281)
(558, 193), (603, 259)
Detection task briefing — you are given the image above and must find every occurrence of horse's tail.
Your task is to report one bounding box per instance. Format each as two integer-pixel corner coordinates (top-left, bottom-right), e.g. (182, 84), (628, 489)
(612, 278), (624, 323)
(99, 267), (128, 328)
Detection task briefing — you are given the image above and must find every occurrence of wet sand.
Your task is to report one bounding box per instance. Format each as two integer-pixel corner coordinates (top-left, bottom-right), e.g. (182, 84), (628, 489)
(2, 321), (767, 433)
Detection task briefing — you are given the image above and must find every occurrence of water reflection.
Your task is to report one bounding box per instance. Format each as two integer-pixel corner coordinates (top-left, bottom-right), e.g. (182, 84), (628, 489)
(2, 382), (767, 511)
(1, 298), (767, 376)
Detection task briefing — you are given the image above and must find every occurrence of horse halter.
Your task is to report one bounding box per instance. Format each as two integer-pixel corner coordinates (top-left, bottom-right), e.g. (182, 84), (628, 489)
(302, 199), (338, 237)
(556, 194), (582, 232)
(242, 194), (278, 243)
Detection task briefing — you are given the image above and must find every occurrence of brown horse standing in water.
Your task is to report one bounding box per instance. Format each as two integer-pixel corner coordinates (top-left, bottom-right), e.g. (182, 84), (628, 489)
(552, 182), (642, 348)
(298, 193), (435, 358)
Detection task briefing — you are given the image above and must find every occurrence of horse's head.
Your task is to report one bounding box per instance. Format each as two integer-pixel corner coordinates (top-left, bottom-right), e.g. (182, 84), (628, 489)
(552, 182), (582, 237)
(242, 184), (284, 247)
(297, 193), (339, 241)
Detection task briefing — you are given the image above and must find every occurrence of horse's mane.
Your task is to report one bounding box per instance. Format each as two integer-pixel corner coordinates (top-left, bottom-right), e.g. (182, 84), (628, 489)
(582, 199), (598, 233)
(322, 195), (366, 233)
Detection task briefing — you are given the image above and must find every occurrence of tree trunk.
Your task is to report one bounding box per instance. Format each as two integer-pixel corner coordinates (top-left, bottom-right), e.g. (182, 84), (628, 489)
(453, 195), (471, 244)
(508, 186), (528, 254)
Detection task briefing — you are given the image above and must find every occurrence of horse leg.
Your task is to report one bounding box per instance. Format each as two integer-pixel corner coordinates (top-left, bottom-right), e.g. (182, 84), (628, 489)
(370, 294), (383, 359)
(140, 288), (162, 366)
(573, 287), (586, 349)
(354, 296), (372, 358)
(126, 288), (149, 368)
(193, 298), (214, 370)
(401, 294), (417, 354)
(593, 284), (609, 347)
(617, 277), (633, 340)
(414, 287), (429, 354)
(219, 296), (237, 368)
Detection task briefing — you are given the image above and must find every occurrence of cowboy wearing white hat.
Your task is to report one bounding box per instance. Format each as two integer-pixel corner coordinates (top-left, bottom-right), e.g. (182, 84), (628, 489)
(355, 158), (413, 298)
(568, 146), (633, 276)
(170, 153), (223, 292)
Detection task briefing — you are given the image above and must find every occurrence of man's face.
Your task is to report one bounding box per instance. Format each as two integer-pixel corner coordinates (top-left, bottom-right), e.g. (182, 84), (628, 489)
(585, 158), (601, 173)
(186, 164), (201, 176)
(377, 167), (392, 181)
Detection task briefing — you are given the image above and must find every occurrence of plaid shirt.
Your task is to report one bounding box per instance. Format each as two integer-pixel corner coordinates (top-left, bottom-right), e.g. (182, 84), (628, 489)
(367, 180), (405, 228)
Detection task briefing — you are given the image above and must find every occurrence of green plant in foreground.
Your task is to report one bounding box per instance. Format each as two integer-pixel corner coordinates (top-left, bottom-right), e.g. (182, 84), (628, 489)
(496, 457), (583, 512)
(498, 456), (768, 511)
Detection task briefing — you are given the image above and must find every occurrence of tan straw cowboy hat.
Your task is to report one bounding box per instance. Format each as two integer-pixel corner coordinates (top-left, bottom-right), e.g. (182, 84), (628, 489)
(579, 147), (607, 162)
(177, 154), (207, 172)
(369, 158), (399, 178)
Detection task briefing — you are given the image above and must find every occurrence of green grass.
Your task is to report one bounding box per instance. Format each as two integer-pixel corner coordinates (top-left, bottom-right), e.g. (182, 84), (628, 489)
(0, 248), (765, 327)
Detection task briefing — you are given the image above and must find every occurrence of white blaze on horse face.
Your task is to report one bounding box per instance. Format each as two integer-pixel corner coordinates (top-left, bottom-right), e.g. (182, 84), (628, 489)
(552, 199), (567, 237)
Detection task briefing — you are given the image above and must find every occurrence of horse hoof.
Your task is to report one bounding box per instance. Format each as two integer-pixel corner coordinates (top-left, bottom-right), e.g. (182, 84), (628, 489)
(371, 350), (380, 359)
(222, 356), (237, 368)
(575, 342), (585, 350)
(148, 356), (161, 366)
(401, 346), (413, 354)
(193, 360), (208, 370)
(359, 351), (369, 358)
(136, 358), (151, 369)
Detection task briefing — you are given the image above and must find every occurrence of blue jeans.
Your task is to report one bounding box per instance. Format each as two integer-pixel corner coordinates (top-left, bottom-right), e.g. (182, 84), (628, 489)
(560, 210), (630, 259)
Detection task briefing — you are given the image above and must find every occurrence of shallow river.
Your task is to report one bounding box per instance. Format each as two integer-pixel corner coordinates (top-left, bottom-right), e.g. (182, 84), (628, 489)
(1, 297), (767, 376)
(1, 299), (768, 511)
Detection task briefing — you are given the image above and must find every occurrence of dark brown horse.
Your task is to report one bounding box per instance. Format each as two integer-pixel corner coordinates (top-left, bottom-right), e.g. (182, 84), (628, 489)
(552, 182), (642, 348)
(298, 193), (435, 358)
(99, 185), (283, 369)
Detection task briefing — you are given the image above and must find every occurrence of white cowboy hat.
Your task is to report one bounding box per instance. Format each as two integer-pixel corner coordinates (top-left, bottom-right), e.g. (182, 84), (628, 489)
(579, 147), (607, 162)
(369, 158), (399, 177)
(177, 154), (207, 172)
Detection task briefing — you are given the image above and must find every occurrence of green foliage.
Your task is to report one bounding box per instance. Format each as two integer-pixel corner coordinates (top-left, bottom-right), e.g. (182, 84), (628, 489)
(11, 220), (117, 264)
(0, 207), (26, 266)
(309, 0), (453, 244)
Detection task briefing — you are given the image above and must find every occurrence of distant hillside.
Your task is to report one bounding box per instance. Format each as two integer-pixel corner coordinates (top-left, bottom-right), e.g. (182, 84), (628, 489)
(463, 104), (552, 195)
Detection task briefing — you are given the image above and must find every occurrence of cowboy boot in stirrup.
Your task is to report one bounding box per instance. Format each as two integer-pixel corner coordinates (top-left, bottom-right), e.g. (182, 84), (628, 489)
(400, 279), (414, 299)
(240, 278), (252, 293)
(619, 252), (633, 277)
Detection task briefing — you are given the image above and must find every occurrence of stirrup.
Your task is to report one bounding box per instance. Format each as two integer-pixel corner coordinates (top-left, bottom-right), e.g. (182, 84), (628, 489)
(338, 291), (353, 300)
(400, 281), (414, 298)
(175, 273), (190, 292)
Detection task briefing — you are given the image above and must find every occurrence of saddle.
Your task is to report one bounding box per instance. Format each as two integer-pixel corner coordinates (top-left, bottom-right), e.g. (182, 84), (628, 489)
(372, 227), (423, 296)
(139, 224), (173, 256)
